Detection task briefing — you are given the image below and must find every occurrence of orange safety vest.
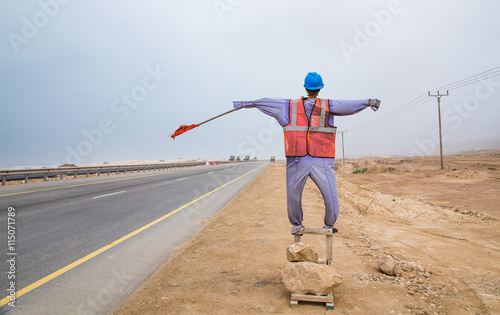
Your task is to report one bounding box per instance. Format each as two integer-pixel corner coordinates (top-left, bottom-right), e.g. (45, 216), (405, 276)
(283, 98), (337, 158)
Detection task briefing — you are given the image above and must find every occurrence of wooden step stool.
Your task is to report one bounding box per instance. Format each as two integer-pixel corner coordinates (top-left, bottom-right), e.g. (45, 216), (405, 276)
(290, 227), (338, 311)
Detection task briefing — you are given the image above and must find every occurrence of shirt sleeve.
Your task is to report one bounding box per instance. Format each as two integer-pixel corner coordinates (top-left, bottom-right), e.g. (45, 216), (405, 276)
(233, 98), (290, 126)
(329, 99), (370, 116)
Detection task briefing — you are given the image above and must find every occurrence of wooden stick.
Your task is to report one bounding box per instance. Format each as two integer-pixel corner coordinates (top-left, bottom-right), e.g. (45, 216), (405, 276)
(291, 294), (334, 303)
(198, 108), (238, 126)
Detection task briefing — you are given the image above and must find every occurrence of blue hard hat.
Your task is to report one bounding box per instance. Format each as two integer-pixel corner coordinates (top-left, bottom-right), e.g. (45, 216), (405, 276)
(304, 72), (324, 90)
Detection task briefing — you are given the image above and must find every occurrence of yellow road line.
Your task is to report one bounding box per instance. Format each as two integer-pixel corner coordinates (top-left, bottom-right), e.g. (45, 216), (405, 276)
(0, 167), (198, 197)
(0, 163), (265, 307)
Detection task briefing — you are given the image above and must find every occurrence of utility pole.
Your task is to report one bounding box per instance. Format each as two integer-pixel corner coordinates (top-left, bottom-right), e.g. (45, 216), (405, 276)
(428, 90), (449, 169)
(339, 130), (346, 163)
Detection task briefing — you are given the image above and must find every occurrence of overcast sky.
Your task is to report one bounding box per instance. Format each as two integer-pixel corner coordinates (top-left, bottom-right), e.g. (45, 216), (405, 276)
(1, 0), (499, 168)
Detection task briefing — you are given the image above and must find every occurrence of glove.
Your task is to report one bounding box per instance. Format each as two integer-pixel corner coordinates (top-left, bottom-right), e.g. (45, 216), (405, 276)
(233, 101), (255, 110)
(233, 101), (244, 110)
(369, 99), (381, 111)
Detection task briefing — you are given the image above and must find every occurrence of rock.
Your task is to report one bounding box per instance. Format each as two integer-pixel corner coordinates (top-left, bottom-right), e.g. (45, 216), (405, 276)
(286, 242), (319, 263)
(378, 255), (401, 276)
(58, 163), (77, 168)
(279, 262), (342, 295)
(403, 261), (424, 272)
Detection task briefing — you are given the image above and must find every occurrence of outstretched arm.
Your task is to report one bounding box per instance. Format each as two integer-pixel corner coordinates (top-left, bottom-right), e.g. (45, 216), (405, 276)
(233, 98), (290, 126)
(330, 99), (380, 116)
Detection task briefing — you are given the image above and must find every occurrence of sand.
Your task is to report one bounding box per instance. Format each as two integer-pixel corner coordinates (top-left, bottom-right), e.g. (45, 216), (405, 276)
(111, 153), (500, 314)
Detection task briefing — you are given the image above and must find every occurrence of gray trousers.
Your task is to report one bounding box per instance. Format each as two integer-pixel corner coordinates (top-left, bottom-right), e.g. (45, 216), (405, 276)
(286, 155), (339, 233)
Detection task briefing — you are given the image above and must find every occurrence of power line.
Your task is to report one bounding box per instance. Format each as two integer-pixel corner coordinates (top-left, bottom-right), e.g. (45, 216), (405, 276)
(349, 65), (500, 131)
(349, 94), (426, 129)
(360, 98), (432, 128)
(445, 72), (500, 91)
(364, 94), (428, 124)
(349, 94), (430, 130)
(429, 66), (500, 92)
(374, 93), (427, 120)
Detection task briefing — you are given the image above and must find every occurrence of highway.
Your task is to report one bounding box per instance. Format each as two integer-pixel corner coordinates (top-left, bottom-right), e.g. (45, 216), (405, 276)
(0, 161), (267, 314)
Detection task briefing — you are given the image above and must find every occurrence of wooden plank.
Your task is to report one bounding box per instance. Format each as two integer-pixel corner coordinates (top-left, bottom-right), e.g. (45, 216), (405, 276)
(326, 234), (333, 261)
(291, 294), (333, 303)
(294, 227), (334, 236)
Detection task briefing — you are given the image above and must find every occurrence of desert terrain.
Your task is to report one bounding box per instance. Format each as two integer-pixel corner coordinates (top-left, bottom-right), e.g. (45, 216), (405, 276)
(105, 153), (498, 314)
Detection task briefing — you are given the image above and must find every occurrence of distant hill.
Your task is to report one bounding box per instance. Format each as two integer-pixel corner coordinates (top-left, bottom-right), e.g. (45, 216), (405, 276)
(446, 136), (500, 155)
(356, 155), (393, 160)
(455, 148), (500, 155)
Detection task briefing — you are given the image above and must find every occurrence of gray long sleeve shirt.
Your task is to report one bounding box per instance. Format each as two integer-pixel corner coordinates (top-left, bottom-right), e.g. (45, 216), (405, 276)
(233, 97), (375, 127)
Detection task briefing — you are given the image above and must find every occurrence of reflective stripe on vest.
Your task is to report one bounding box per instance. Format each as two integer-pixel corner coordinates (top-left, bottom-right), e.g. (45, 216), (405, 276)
(283, 98), (337, 158)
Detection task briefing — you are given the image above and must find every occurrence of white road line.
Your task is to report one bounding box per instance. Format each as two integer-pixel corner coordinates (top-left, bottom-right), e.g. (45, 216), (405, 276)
(92, 191), (126, 199)
(176, 177), (187, 181)
(207, 172), (214, 174)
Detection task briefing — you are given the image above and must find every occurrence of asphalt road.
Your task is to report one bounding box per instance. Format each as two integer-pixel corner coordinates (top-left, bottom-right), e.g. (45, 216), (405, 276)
(0, 162), (267, 314)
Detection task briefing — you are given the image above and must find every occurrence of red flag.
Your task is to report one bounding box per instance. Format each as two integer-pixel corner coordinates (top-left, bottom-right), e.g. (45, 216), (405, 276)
(170, 124), (200, 139)
(169, 108), (237, 140)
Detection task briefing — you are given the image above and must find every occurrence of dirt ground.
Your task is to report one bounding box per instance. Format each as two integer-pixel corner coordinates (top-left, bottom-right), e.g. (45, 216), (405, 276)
(112, 154), (500, 315)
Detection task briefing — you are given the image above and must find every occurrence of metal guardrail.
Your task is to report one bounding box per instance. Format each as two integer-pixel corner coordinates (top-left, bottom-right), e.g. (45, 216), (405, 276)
(0, 161), (235, 186)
